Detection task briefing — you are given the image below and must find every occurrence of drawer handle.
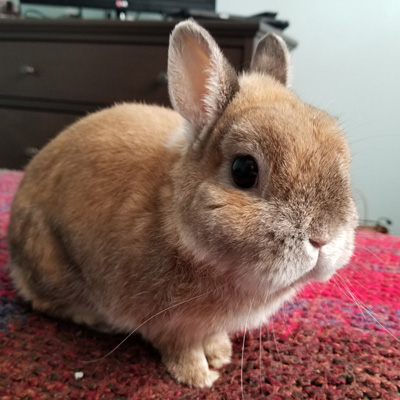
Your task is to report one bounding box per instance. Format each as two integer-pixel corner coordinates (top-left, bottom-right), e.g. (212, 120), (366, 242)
(156, 72), (168, 85)
(20, 65), (37, 75)
(24, 147), (39, 157)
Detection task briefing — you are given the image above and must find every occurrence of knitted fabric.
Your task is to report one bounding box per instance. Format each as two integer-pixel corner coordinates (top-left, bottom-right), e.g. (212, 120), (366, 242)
(0, 170), (399, 399)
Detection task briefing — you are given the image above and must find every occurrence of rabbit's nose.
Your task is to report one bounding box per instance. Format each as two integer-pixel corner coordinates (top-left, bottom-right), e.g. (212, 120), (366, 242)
(309, 238), (328, 249)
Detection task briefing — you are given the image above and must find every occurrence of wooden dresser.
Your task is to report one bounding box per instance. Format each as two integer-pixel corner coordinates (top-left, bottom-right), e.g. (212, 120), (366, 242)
(0, 19), (296, 169)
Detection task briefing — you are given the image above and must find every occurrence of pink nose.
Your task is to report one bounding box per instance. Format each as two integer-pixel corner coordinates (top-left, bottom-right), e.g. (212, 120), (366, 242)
(309, 239), (327, 249)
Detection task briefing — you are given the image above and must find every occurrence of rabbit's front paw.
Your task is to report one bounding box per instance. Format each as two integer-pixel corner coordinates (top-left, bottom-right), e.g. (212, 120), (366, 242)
(203, 331), (232, 369)
(163, 345), (219, 388)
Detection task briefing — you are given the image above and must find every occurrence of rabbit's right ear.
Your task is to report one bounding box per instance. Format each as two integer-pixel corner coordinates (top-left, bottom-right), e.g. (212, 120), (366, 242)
(168, 20), (239, 133)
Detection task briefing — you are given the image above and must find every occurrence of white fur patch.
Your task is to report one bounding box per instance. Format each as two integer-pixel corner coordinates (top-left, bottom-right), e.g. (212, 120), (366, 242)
(164, 121), (192, 153)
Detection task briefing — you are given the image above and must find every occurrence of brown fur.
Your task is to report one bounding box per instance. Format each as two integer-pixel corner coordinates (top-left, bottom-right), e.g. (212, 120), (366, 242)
(8, 21), (357, 387)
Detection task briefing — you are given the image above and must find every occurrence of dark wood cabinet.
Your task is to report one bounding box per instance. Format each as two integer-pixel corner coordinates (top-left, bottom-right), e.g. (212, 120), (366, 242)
(0, 19), (296, 169)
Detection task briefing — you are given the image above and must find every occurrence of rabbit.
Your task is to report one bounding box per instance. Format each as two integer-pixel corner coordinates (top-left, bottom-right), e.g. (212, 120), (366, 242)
(7, 19), (358, 388)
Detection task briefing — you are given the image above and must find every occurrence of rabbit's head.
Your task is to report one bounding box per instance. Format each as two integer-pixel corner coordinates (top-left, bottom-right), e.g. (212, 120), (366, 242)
(167, 20), (358, 296)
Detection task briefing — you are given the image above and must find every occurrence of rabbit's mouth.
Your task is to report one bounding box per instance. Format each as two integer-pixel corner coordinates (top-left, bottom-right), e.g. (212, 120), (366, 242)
(264, 226), (356, 296)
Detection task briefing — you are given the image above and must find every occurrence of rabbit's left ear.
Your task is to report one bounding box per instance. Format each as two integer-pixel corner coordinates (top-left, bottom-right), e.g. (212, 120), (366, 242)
(168, 20), (239, 132)
(250, 33), (291, 86)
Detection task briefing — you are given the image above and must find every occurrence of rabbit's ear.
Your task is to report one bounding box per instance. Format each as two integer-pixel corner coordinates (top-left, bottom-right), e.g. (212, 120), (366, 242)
(168, 20), (239, 132)
(250, 33), (291, 86)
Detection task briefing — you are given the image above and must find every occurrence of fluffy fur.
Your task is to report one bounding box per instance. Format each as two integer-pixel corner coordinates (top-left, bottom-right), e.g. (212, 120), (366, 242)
(8, 20), (358, 388)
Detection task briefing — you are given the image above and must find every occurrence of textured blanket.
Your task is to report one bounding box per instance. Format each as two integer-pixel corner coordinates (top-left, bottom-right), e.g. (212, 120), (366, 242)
(0, 170), (399, 399)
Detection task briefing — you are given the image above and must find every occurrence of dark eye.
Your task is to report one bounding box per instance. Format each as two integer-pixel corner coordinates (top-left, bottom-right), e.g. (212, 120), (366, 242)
(231, 155), (258, 189)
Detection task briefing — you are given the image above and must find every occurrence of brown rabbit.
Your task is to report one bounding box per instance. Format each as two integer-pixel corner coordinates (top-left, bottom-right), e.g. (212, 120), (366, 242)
(7, 20), (358, 387)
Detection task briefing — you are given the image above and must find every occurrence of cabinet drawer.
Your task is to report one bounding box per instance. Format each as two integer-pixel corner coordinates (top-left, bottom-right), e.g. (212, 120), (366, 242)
(0, 41), (171, 106)
(0, 41), (243, 107)
(0, 108), (80, 169)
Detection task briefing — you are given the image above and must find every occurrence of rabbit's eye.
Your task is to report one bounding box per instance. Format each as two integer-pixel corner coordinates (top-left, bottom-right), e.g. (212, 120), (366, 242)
(231, 156), (258, 189)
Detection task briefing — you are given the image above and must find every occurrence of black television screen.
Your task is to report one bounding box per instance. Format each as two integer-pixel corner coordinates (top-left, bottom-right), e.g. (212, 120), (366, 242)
(20, 0), (216, 14)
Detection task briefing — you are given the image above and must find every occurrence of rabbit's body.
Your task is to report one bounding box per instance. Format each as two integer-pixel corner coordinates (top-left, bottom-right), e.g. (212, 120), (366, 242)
(8, 104), (183, 327)
(8, 21), (358, 387)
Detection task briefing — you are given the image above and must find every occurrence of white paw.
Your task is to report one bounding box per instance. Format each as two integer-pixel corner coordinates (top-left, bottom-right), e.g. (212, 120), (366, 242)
(164, 348), (220, 388)
(199, 369), (220, 388)
(203, 332), (232, 369)
(207, 353), (231, 369)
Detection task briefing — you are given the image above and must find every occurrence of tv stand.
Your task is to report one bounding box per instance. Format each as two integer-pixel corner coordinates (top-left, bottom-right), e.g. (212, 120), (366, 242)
(166, 10), (289, 30)
(0, 19), (297, 169)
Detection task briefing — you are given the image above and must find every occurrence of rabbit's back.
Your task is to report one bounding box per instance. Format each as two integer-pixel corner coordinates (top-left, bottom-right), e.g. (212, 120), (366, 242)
(18, 103), (182, 204)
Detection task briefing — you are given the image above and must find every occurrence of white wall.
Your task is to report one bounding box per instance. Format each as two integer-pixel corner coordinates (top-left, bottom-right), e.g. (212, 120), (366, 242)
(218, 0), (400, 235)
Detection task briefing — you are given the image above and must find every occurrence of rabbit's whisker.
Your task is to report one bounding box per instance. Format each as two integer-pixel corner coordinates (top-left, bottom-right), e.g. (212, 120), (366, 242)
(354, 243), (385, 263)
(241, 297), (254, 400)
(271, 315), (282, 364)
(259, 324), (263, 395)
(333, 275), (399, 342)
(82, 283), (229, 364)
